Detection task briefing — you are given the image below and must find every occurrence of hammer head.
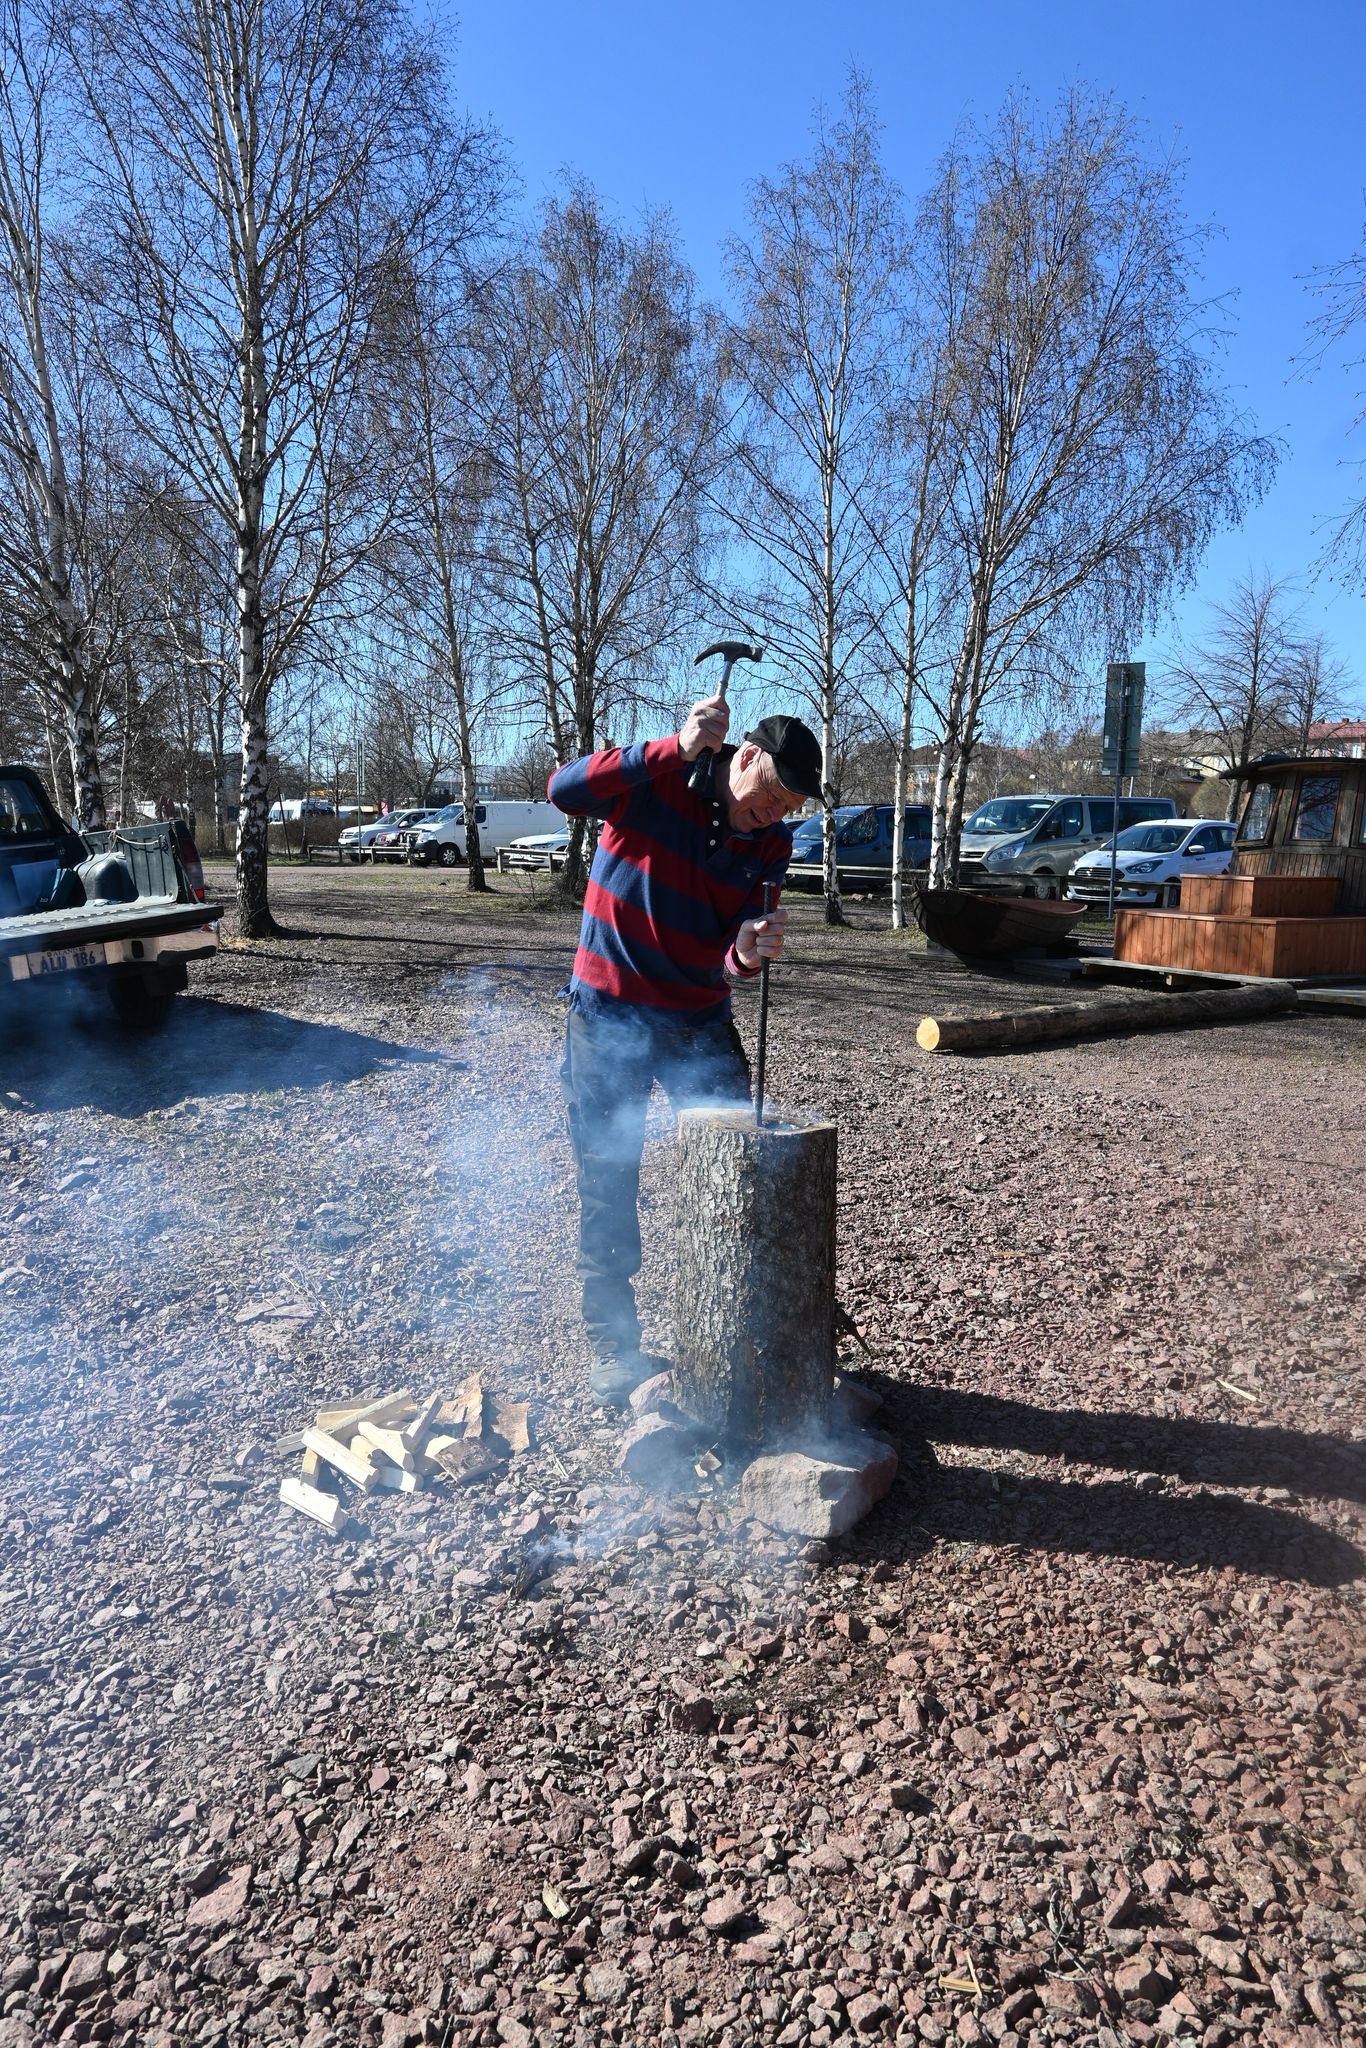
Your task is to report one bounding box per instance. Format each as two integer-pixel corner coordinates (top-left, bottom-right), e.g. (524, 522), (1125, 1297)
(694, 640), (763, 668)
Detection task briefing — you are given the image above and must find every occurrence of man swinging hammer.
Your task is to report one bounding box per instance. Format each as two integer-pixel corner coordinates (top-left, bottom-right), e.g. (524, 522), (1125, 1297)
(549, 649), (823, 1407)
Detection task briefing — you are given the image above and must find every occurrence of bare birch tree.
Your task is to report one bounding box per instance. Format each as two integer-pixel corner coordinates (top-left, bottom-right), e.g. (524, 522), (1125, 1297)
(369, 232), (506, 891)
(1301, 215), (1366, 591)
(1163, 574), (1300, 817)
(63, 0), (466, 933)
(481, 181), (721, 895)
(722, 73), (903, 923)
(0, 0), (111, 820)
(1281, 631), (1354, 753)
(922, 91), (1276, 883)
(143, 493), (237, 851)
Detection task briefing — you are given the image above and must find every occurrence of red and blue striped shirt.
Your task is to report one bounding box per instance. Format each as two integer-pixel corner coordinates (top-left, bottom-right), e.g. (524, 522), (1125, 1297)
(548, 735), (792, 1022)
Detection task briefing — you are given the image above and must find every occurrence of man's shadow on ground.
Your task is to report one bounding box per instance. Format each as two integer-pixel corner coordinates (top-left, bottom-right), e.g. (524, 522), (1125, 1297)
(852, 1377), (1364, 1587)
(0, 992), (459, 1118)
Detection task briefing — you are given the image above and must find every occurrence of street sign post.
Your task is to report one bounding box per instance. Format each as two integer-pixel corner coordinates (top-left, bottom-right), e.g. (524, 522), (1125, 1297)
(1103, 663), (1145, 919)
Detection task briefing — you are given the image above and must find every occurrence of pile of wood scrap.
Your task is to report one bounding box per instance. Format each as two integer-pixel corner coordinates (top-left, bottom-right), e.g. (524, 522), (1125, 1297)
(278, 1376), (532, 1535)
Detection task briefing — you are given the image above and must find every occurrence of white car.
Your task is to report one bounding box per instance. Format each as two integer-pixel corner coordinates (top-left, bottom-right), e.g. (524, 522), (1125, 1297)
(337, 807), (438, 861)
(406, 799), (560, 868)
(498, 828), (570, 872)
(1068, 820), (1236, 909)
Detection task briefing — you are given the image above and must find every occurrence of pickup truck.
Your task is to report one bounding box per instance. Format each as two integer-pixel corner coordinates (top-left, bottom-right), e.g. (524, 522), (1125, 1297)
(1, 764), (223, 1027)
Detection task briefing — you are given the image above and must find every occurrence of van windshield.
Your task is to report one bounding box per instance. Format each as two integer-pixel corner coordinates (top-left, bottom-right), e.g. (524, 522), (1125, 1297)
(964, 798), (1054, 836)
(1116, 824), (1189, 852)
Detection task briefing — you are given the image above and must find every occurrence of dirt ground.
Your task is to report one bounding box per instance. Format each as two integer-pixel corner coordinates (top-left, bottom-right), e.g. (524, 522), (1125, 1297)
(1, 861), (1362, 2048)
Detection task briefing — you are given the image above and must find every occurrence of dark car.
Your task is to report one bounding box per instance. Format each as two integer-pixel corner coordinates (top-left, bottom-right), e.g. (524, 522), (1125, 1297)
(786, 804), (932, 890)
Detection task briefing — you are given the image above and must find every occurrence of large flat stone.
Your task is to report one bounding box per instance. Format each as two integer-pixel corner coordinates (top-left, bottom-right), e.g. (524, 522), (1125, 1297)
(739, 1430), (898, 1539)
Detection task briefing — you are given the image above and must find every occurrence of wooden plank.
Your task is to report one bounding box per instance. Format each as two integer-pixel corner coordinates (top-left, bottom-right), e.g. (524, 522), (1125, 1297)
(373, 1465), (423, 1493)
(400, 1392), (444, 1455)
(279, 1476), (347, 1532)
(316, 1390), (415, 1433)
(356, 1422), (415, 1472)
(301, 1426), (379, 1492)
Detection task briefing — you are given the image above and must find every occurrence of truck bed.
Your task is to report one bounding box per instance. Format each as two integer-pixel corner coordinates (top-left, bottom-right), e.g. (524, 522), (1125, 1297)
(0, 895), (224, 961)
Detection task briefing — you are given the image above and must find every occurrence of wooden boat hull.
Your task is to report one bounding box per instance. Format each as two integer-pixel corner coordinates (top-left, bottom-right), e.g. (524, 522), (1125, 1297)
(910, 884), (1089, 960)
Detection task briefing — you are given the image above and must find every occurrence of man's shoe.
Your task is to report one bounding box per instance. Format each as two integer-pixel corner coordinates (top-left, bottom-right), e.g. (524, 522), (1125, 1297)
(589, 1350), (661, 1410)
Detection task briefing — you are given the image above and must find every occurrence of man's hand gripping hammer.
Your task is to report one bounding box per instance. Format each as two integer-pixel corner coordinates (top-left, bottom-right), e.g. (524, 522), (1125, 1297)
(686, 640), (763, 798)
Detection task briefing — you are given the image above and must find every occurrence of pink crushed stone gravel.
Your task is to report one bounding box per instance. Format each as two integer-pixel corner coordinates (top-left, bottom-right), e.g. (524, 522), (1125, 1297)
(0, 864), (1361, 2048)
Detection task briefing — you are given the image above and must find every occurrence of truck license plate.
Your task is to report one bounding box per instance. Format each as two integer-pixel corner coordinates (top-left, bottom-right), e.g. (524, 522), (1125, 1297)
(26, 944), (105, 977)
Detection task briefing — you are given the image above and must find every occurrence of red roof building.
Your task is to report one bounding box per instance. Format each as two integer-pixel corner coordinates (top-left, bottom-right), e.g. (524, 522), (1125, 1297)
(1308, 720), (1366, 758)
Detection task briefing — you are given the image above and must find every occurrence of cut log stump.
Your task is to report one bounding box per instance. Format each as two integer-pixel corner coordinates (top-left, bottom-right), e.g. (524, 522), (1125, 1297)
(672, 1107), (836, 1444)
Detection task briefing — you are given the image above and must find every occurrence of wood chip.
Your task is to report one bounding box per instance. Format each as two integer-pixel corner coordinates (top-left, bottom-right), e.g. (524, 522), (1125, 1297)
(438, 1374), (484, 1431)
(279, 1476), (346, 1532)
(486, 1395), (532, 1455)
(1215, 1378), (1264, 1407)
(430, 1439), (502, 1486)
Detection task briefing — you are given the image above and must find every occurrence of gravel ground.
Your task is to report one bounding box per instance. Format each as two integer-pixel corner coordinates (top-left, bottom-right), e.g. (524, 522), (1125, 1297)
(1, 861), (1362, 2048)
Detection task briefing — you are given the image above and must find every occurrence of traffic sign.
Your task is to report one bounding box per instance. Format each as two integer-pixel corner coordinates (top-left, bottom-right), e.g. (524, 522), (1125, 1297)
(1102, 662), (1145, 779)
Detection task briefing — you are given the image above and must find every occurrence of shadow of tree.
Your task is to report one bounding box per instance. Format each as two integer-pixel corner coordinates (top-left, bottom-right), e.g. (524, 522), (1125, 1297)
(0, 992), (459, 1118)
(841, 1379), (1363, 1587)
(892, 1383), (1366, 1504)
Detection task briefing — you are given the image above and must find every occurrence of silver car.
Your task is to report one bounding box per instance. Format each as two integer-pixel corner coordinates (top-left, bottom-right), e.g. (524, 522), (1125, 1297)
(964, 793), (1177, 896)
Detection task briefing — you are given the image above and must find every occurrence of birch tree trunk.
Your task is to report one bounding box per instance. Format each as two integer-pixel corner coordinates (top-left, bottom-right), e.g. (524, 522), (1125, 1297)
(820, 692), (843, 925)
(235, 477), (275, 935)
(890, 581), (916, 930)
(0, 9), (107, 826)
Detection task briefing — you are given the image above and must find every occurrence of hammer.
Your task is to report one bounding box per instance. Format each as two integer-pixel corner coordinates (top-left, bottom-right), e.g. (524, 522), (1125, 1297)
(686, 640), (763, 798)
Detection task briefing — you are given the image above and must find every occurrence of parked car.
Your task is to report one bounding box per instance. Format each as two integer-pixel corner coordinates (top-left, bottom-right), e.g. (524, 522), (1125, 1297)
(368, 808), (443, 862)
(406, 800), (560, 868)
(963, 792), (1178, 895)
(786, 804), (933, 890)
(339, 807), (440, 861)
(1068, 820), (1236, 909)
(499, 828), (571, 872)
(269, 797), (334, 821)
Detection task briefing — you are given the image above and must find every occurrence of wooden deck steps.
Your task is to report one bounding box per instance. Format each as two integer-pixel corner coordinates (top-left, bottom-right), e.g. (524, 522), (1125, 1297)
(1178, 873), (1339, 917)
(1113, 871), (1366, 980)
(1114, 909), (1366, 978)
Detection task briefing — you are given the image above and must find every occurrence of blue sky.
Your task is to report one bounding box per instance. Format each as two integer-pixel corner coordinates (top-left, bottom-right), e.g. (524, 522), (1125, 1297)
(452, 0), (1366, 717)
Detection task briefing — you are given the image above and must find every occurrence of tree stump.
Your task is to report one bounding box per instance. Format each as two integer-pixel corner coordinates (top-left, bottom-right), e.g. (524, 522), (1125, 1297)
(671, 1107), (837, 1444)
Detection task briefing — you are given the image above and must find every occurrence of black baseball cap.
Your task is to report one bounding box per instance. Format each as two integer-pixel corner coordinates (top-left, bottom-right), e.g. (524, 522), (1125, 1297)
(744, 715), (823, 801)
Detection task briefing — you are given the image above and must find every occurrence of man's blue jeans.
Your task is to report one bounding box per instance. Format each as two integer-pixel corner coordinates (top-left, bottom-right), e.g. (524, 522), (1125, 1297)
(560, 1000), (751, 1358)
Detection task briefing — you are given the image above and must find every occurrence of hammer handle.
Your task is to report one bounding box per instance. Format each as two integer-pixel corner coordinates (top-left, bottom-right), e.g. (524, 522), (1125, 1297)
(754, 881), (774, 1127)
(685, 657), (734, 798)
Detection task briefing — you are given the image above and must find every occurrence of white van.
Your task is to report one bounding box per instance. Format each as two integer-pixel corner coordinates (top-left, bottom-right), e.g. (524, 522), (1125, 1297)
(405, 800), (559, 868)
(959, 792), (1177, 896)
